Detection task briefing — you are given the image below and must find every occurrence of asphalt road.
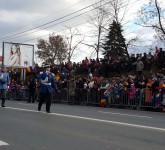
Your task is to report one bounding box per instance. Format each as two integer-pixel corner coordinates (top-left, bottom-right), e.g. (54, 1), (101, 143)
(0, 101), (165, 150)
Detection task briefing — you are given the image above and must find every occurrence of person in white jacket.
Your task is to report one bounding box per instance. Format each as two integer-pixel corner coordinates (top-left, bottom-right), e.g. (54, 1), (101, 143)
(133, 58), (144, 77)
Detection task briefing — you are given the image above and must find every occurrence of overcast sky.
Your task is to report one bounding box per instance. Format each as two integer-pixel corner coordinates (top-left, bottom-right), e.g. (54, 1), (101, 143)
(0, 0), (164, 63)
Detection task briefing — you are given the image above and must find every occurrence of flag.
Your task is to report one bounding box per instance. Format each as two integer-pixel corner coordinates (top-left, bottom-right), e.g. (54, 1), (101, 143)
(26, 66), (33, 73)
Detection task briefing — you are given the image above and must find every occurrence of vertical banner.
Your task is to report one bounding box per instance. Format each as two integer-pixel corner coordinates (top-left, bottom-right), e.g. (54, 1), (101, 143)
(3, 42), (34, 67)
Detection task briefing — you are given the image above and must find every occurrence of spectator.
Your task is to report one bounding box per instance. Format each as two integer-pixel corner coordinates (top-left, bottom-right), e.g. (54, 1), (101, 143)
(0, 66), (10, 107)
(27, 74), (36, 103)
(134, 58), (144, 78)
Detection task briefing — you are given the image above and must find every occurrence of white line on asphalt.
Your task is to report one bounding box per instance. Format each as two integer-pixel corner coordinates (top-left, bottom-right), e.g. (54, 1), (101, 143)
(98, 111), (152, 119)
(18, 103), (35, 106)
(0, 140), (9, 146)
(6, 107), (39, 113)
(5, 106), (165, 132)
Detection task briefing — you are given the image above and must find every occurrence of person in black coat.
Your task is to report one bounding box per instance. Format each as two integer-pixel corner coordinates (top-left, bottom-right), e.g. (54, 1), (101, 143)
(27, 75), (36, 103)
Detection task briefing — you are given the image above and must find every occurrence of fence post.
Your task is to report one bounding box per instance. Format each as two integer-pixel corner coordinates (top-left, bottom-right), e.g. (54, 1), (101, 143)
(138, 89), (142, 110)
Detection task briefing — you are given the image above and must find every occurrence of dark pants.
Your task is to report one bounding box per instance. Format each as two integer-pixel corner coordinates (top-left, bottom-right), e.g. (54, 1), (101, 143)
(136, 71), (143, 80)
(69, 95), (75, 104)
(0, 89), (6, 106)
(28, 89), (35, 103)
(38, 92), (52, 112)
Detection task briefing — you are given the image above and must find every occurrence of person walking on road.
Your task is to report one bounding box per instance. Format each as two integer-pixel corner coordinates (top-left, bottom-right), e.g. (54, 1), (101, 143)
(37, 66), (56, 113)
(0, 66), (10, 107)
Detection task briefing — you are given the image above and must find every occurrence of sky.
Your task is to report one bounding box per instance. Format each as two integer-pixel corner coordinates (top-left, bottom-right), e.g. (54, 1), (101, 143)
(0, 0), (164, 64)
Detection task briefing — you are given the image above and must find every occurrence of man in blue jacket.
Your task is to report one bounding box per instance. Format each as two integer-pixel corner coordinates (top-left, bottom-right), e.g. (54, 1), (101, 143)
(0, 66), (10, 107)
(37, 66), (56, 113)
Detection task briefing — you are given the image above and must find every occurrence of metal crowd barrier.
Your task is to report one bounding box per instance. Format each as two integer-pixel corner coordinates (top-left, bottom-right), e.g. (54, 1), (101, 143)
(5, 86), (165, 111)
(52, 88), (69, 103)
(67, 87), (165, 110)
(6, 88), (29, 101)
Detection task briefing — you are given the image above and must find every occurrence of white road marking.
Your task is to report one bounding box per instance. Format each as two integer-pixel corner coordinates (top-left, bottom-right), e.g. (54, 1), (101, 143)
(5, 106), (165, 132)
(7, 107), (39, 113)
(0, 140), (9, 146)
(98, 111), (152, 119)
(18, 103), (35, 106)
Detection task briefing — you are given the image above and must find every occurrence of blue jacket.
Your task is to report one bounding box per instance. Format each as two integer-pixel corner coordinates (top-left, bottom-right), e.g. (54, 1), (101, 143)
(0, 72), (10, 90)
(37, 72), (56, 93)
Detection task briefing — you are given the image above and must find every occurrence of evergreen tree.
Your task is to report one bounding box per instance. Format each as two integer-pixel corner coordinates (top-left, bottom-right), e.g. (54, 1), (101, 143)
(103, 20), (127, 60)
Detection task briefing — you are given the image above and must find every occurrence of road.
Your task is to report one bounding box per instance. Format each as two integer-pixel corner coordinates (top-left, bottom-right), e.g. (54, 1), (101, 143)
(0, 101), (165, 150)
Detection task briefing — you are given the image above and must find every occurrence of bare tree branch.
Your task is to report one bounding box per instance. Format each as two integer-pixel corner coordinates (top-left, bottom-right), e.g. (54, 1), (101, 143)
(65, 26), (84, 62)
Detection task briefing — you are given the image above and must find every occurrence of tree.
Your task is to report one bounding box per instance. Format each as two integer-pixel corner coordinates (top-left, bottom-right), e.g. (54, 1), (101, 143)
(86, 3), (109, 60)
(107, 0), (131, 60)
(137, 0), (165, 40)
(85, 0), (131, 60)
(65, 27), (83, 62)
(103, 20), (127, 60)
(108, 0), (130, 24)
(36, 34), (67, 65)
(125, 37), (138, 61)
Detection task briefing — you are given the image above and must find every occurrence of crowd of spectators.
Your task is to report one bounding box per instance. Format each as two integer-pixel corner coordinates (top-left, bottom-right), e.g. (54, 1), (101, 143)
(5, 48), (165, 109)
(71, 48), (165, 77)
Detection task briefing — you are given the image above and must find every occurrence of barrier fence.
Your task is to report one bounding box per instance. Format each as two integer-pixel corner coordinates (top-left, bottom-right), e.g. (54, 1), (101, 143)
(3, 86), (165, 111)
